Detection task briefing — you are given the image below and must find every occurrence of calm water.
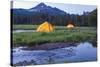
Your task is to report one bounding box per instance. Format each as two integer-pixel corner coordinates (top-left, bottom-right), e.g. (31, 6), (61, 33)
(11, 42), (97, 65)
(13, 30), (35, 33)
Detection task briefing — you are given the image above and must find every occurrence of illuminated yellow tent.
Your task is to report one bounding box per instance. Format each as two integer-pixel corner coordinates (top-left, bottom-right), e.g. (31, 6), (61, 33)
(36, 21), (54, 32)
(67, 24), (74, 29)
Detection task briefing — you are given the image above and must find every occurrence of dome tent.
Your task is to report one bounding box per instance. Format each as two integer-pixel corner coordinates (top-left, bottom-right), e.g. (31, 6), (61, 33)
(67, 21), (74, 29)
(67, 24), (74, 29)
(36, 21), (54, 32)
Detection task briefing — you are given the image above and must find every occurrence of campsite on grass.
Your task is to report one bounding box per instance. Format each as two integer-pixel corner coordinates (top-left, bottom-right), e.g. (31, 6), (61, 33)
(11, 1), (97, 66)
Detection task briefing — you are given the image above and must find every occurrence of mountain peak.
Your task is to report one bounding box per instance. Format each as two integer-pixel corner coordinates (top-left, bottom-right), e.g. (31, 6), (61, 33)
(29, 3), (66, 15)
(35, 3), (47, 8)
(38, 3), (46, 6)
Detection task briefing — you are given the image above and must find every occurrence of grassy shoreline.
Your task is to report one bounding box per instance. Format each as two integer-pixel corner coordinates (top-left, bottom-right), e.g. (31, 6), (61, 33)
(12, 25), (97, 47)
(12, 30), (97, 47)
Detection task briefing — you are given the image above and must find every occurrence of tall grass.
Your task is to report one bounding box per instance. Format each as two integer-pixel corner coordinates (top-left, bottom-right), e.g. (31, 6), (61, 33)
(13, 28), (97, 47)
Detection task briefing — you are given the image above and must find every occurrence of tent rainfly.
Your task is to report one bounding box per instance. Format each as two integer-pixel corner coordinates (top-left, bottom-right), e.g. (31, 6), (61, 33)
(67, 24), (74, 29)
(36, 21), (54, 32)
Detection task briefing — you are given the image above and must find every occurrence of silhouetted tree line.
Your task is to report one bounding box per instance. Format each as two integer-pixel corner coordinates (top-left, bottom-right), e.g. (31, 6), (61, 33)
(11, 9), (97, 27)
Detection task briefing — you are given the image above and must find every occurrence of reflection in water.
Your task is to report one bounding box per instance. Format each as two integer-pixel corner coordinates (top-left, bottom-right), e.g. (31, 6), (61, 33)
(66, 42), (97, 62)
(12, 42), (97, 66)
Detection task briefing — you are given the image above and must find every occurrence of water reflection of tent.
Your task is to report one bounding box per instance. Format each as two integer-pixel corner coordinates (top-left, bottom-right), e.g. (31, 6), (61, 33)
(36, 21), (54, 32)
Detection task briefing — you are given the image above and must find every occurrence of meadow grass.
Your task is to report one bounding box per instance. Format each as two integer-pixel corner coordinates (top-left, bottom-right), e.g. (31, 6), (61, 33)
(12, 26), (97, 47)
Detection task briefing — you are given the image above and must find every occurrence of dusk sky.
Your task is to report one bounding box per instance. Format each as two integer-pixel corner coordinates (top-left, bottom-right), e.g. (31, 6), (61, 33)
(12, 1), (97, 15)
